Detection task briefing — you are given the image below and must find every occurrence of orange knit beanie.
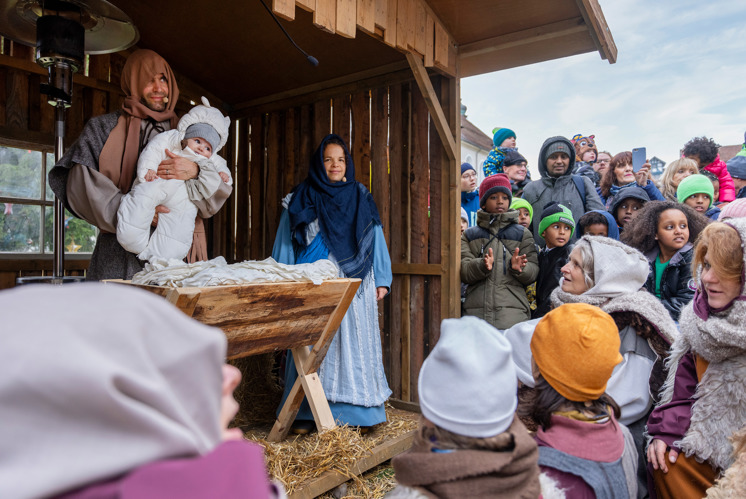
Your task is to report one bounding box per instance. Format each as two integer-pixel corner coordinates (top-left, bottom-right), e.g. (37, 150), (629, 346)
(530, 303), (622, 402)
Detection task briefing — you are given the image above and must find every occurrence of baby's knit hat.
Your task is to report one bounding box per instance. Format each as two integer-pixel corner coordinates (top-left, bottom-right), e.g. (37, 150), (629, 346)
(479, 173), (512, 207)
(531, 303), (622, 402)
(677, 174), (714, 208)
(510, 198), (533, 222)
(419, 316), (517, 437)
(727, 153), (746, 180)
(718, 198), (746, 221)
(538, 202), (575, 237)
(492, 127), (516, 148)
(461, 162), (476, 176)
(177, 96), (231, 153)
(460, 207), (468, 222)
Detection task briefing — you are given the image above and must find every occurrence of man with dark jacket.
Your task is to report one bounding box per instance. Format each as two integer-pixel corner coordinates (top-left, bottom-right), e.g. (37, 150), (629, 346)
(522, 136), (605, 246)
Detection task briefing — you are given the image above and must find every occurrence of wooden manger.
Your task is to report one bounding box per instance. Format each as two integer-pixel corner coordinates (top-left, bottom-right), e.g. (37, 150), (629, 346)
(108, 278), (360, 442)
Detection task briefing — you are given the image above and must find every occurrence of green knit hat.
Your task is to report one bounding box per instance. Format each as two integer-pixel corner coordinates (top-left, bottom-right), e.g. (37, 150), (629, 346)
(539, 202), (575, 237)
(510, 198), (533, 222)
(677, 174), (714, 208)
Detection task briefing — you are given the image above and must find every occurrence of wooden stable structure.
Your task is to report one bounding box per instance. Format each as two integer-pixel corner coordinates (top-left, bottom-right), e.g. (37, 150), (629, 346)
(0, 0), (616, 403)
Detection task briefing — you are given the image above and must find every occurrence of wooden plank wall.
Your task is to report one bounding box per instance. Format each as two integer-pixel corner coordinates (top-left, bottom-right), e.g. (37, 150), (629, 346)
(273, 0), (456, 76)
(228, 72), (455, 401)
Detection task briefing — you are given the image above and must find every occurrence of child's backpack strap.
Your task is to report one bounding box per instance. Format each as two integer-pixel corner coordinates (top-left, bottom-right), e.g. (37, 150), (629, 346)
(571, 174), (587, 207)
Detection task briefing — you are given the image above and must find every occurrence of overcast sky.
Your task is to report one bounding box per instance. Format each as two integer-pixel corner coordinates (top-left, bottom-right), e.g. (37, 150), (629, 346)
(460, 0), (746, 178)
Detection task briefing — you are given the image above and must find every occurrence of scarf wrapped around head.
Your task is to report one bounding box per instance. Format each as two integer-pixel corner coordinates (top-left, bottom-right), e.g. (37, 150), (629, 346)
(0, 283), (225, 499)
(99, 49), (180, 194)
(288, 134), (381, 279)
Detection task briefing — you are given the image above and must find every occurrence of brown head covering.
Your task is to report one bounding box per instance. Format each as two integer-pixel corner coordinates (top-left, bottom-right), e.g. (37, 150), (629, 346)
(99, 49), (179, 194)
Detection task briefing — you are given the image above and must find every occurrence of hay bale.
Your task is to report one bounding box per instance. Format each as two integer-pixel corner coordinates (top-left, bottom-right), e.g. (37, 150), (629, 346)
(230, 353), (284, 428)
(246, 404), (419, 496)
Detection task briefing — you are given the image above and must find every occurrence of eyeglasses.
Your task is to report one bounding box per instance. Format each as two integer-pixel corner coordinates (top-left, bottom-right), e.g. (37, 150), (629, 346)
(462, 172), (477, 179)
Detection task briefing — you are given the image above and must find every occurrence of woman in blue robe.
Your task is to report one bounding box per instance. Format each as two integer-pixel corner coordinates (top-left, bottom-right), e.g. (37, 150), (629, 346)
(273, 134), (392, 428)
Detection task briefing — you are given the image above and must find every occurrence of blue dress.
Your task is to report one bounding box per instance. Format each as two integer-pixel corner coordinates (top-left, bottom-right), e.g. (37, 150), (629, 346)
(273, 202), (393, 426)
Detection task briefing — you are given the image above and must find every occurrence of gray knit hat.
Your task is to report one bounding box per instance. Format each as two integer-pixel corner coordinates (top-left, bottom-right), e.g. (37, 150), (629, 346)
(727, 153), (746, 179)
(184, 123), (220, 152)
(418, 316), (517, 438)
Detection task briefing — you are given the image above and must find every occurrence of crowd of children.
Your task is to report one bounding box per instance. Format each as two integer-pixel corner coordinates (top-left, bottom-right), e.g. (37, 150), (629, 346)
(438, 130), (746, 497)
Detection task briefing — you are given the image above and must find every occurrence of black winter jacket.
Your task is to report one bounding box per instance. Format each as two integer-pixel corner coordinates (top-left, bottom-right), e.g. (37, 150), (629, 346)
(643, 244), (694, 322)
(533, 244), (571, 319)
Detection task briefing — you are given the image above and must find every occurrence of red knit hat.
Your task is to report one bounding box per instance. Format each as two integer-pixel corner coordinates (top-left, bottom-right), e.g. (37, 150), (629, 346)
(479, 173), (512, 207)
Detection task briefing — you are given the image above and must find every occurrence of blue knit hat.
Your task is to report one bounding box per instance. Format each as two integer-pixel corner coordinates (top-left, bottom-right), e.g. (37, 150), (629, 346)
(492, 127), (516, 147)
(461, 162), (476, 175)
(727, 152), (746, 180)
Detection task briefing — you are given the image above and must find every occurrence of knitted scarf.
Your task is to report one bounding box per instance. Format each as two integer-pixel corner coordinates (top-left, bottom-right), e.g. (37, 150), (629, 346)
(391, 416), (540, 499)
(288, 134), (381, 279)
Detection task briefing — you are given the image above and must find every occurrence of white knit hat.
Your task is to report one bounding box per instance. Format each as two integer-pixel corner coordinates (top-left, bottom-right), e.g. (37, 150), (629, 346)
(177, 96), (231, 152)
(418, 316), (517, 438)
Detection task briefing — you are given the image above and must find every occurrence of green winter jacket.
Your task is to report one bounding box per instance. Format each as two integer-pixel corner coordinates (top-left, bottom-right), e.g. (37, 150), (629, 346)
(461, 209), (539, 329)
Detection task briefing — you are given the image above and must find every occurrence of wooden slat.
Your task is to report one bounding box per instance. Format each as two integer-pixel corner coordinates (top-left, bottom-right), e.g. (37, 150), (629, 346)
(387, 82), (405, 400)
(391, 263), (440, 275)
(350, 90), (370, 189)
(84, 88), (108, 122)
(405, 52), (456, 161)
(336, 0), (357, 38)
(27, 73), (41, 132)
(283, 107), (298, 196)
(441, 75), (460, 319)
(10, 42), (34, 61)
(6, 69), (28, 129)
(395, 0), (410, 50)
(424, 13), (435, 67)
(357, 0), (375, 34)
(383, 0), (398, 47)
(314, 0), (336, 33)
(433, 21), (449, 72)
(0, 66), (6, 126)
(233, 118), (250, 261)
(265, 111), (283, 256)
(374, 0), (388, 30)
(273, 0), (296, 20)
(332, 94), (351, 147)
(109, 53), (127, 88)
(371, 86), (390, 242)
(413, 1), (427, 56)
(298, 103), (313, 184)
(409, 81), (428, 402)
(427, 78), (443, 351)
(67, 81), (85, 143)
(249, 114), (265, 259)
(313, 98), (330, 147)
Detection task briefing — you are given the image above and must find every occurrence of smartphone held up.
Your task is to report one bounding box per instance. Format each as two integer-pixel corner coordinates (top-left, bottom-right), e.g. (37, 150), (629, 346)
(632, 147), (646, 172)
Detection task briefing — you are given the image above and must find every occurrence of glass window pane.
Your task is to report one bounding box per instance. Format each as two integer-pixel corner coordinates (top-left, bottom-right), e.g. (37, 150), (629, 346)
(43, 207), (98, 254)
(46, 152), (55, 201)
(0, 204), (41, 253)
(0, 146), (42, 199)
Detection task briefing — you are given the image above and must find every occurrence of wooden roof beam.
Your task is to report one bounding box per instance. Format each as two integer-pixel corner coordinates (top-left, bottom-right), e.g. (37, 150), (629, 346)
(575, 0), (618, 63)
(458, 17), (587, 61)
(405, 51), (456, 161)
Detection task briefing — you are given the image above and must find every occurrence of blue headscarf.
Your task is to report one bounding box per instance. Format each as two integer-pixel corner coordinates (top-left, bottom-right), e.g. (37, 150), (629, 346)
(287, 134), (381, 279)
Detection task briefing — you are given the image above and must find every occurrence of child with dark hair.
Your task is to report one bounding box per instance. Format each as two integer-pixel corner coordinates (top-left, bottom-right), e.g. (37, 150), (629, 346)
(700, 170), (720, 205)
(677, 173), (721, 221)
(682, 136), (735, 202)
(608, 186), (650, 232)
(577, 210), (619, 240)
(532, 202), (574, 319)
(524, 303), (638, 498)
(461, 174), (538, 328)
(621, 201), (709, 321)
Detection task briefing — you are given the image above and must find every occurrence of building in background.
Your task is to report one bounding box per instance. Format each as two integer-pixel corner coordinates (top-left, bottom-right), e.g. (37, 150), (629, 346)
(460, 104), (492, 186)
(649, 156), (666, 179)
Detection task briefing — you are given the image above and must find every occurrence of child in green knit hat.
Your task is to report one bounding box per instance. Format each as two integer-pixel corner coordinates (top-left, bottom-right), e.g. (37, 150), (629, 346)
(677, 174), (721, 221)
(533, 203), (575, 318)
(510, 198), (533, 229)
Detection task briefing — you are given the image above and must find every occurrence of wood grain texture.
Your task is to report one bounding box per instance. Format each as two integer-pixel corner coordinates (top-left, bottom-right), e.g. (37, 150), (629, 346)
(336, 0), (357, 37)
(350, 90), (371, 189)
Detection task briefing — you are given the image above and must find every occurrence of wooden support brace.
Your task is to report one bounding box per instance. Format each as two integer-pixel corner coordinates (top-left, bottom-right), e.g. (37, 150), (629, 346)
(405, 52), (456, 161)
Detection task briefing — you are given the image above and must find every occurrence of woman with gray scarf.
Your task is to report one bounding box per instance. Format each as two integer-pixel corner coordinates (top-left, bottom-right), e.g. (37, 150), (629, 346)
(647, 220), (746, 499)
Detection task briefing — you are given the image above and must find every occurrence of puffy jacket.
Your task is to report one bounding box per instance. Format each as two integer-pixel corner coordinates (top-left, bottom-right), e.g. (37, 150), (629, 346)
(644, 243), (694, 321)
(522, 136), (605, 246)
(704, 155), (736, 202)
(461, 209), (539, 329)
(533, 244), (571, 319)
